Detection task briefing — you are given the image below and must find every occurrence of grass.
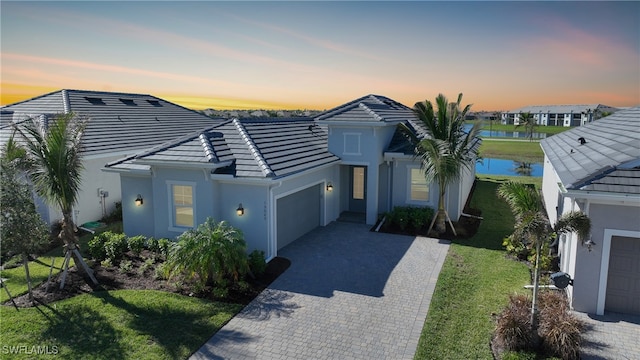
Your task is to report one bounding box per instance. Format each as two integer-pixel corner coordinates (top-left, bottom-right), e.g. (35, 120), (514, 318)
(479, 140), (544, 162)
(414, 176), (534, 359)
(472, 121), (569, 136)
(0, 222), (122, 303)
(0, 289), (241, 359)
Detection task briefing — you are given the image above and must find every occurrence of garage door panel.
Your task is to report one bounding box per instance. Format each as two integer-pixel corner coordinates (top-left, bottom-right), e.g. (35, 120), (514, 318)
(277, 185), (321, 250)
(606, 236), (640, 315)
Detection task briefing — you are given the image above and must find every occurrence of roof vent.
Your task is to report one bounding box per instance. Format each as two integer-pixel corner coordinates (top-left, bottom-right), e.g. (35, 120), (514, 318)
(578, 137), (586, 145)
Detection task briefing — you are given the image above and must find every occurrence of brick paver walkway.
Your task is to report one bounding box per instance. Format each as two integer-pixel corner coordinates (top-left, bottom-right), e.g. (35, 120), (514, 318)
(576, 311), (640, 360)
(190, 222), (450, 360)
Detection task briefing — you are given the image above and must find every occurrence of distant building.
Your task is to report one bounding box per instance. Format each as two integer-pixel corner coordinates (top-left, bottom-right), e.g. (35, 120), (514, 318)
(502, 104), (618, 127)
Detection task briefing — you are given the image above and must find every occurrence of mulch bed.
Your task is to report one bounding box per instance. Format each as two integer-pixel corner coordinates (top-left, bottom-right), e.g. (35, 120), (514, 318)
(4, 253), (290, 308)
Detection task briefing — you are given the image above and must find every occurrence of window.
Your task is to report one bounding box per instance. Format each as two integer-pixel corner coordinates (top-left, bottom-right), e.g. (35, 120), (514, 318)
(352, 167), (365, 200)
(119, 98), (137, 106)
(169, 182), (195, 229)
(408, 167), (429, 202)
(343, 133), (361, 155)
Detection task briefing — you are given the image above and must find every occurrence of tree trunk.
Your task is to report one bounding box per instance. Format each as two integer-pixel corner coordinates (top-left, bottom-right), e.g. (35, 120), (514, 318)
(22, 253), (34, 302)
(530, 238), (542, 348)
(59, 212), (98, 287)
(435, 187), (447, 234)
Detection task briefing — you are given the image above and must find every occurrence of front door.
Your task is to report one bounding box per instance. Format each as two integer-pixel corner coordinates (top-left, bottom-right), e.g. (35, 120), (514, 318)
(349, 166), (367, 213)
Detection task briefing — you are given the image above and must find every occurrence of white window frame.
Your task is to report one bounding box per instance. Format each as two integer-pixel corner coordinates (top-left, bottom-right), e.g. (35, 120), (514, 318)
(343, 133), (361, 155)
(167, 180), (197, 232)
(406, 165), (430, 204)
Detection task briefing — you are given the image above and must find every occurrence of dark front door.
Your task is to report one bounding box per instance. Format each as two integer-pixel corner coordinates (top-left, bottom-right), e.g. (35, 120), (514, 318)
(349, 166), (366, 213)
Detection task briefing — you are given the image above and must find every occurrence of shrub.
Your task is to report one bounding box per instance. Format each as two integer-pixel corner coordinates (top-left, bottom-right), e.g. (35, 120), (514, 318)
(248, 250), (267, 277)
(165, 217), (249, 289)
(102, 232), (128, 262)
(127, 235), (146, 256)
(88, 234), (108, 260)
(538, 291), (584, 360)
(138, 258), (155, 275)
(385, 206), (434, 233)
(409, 206), (434, 231)
(495, 294), (534, 352)
(119, 260), (133, 274)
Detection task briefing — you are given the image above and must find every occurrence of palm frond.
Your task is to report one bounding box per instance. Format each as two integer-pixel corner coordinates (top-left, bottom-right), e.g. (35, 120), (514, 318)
(554, 211), (591, 242)
(497, 181), (542, 220)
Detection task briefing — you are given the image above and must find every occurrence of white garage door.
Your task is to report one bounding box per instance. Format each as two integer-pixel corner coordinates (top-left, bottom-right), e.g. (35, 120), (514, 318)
(606, 236), (640, 315)
(276, 184), (321, 250)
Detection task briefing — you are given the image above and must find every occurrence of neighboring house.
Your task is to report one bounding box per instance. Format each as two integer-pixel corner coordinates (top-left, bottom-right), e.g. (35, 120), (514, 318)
(502, 104), (618, 127)
(540, 106), (640, 315)
(0, 90), (221, 226)
(104, 94), (479, 261)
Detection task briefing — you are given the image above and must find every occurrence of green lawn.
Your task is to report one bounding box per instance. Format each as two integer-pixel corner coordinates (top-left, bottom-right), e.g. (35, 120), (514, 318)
(414, 177), (533, 359)
(472, 121), (569, 136)
(0, 290), (241, 359)
(479, 140), (544, 162)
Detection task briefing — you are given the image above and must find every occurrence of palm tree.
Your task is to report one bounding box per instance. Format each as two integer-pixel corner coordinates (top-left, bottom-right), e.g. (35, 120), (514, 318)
(14, 112), (98, 287)
(516, 112), (537, 141)
(400, 93), (481, 235)
(498, 181), (590, 338)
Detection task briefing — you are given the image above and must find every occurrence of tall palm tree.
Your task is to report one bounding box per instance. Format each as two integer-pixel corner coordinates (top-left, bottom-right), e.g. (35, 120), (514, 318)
(516, 112), (537, 141)
(498, 181), (590, 336)
(400, 93), (481, 235)
(14, 112), (98, 286)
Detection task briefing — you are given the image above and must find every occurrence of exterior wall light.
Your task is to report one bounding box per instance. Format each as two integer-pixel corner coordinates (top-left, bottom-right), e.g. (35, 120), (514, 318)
(584, 238), (596, 252)
(135, 194), (143, 206)
(326, 183), (333, 192)
(236, 203), (244, 216)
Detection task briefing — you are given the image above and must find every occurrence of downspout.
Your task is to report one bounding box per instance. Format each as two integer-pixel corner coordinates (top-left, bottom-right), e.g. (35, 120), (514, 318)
(386, 160), (392, 212)
(268, 181), (283, 261)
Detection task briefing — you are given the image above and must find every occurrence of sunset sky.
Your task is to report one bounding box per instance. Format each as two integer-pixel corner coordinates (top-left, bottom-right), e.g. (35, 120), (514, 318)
(1, 1), (638, 111)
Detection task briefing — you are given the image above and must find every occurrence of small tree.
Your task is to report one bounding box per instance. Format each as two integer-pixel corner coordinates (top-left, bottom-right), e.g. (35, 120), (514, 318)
(1, 142), (50, 302)
(516, 112), (537, 142)
(498, 181), (590, 340)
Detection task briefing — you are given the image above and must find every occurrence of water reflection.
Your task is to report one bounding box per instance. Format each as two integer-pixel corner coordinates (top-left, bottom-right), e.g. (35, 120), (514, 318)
(476, 158), (542, 177)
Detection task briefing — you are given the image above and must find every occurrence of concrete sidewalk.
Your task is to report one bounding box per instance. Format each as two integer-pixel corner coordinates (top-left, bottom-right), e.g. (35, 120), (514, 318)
(576, 311), (640, 360)
(190, 222), (450, 360)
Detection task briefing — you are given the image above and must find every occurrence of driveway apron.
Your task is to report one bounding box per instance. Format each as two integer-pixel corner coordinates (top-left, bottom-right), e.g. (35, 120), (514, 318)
(191, 221), (450, 360)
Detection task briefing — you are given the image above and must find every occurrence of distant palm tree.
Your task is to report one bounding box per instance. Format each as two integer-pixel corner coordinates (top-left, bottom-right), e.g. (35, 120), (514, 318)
(498, 181), (590, 336)
(400, 93), (481, 235)
(15, 112), (98, 287)
(514, 161), (533, 176)
(516, 112), (537, 141)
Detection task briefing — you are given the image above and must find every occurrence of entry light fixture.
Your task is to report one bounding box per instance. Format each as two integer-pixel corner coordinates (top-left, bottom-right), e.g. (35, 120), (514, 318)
(135, 194), (143, 206)
(326, 183), (333, 192)
(236, 203), (244, 216)
(584, 238), (596, 252)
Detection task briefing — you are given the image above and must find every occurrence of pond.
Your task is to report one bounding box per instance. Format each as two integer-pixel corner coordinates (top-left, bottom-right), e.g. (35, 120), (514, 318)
(464, 124), (547, 139)
(476, 158), (543, 177)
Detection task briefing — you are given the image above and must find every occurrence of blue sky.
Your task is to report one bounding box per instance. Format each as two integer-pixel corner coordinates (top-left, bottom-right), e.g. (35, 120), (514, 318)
(1, 1), (638, 110)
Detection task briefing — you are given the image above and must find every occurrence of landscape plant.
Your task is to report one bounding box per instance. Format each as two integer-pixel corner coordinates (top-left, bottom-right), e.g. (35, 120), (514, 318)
(13, 112), (97, 287)
(516, 112), (537, 142)
(164, 217), (250, 291)
(0, 139), (50, 301)
(400, 93), (481, 235)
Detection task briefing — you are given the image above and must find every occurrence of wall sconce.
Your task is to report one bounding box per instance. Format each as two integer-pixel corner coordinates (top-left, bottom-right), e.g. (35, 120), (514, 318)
(135, 194), (143, 206)
(236, 203), (244, 216)
(326, 183), (333, 192)
(584, 238), (596, 252)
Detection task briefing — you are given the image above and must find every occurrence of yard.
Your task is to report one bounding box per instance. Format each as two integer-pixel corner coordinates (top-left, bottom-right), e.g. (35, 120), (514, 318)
(479, 139), (545, 162)
(414, 175), (538, 359)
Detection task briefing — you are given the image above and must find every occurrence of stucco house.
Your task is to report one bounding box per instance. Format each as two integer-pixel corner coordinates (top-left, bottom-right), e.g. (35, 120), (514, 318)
(540, 106), (640, 315)
(0, 90), (221, 226)
(104, 94), (478, 260)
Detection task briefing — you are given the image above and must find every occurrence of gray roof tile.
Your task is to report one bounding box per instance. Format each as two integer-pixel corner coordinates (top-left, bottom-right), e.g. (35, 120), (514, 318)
(1, 89), (222, 156)
(315, 94), (414, 123)
(541, 106), (640, 192)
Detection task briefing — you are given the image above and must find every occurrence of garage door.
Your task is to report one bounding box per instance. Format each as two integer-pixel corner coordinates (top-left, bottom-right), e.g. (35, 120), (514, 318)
(606, 236), (640, 315)
(277, 184), (321, 250)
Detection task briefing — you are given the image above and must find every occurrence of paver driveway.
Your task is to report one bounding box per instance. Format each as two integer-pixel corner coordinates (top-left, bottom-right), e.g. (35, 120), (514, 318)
(190, 221), (450, 360)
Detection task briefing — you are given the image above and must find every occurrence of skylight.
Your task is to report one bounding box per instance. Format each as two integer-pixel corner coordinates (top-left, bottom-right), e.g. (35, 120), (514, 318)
(85, 97), (106, 105)
(146, 100), (162, 107)
(119, 99), (137, 106)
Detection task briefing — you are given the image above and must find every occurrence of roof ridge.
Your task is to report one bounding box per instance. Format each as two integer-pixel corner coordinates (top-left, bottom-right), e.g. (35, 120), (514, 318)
(358, 102), (383, 121)
(62, 90), (71, 114)
(232, 118), (275, 178)
(199, 132), (219, 163)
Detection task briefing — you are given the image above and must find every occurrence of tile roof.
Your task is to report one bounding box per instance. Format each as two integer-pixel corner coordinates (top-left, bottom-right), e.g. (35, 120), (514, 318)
(315, 94), (414, 123)
(540, 106), (640, 193)
(106, 118), (341, 179)
(1, 89), (221, 156)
